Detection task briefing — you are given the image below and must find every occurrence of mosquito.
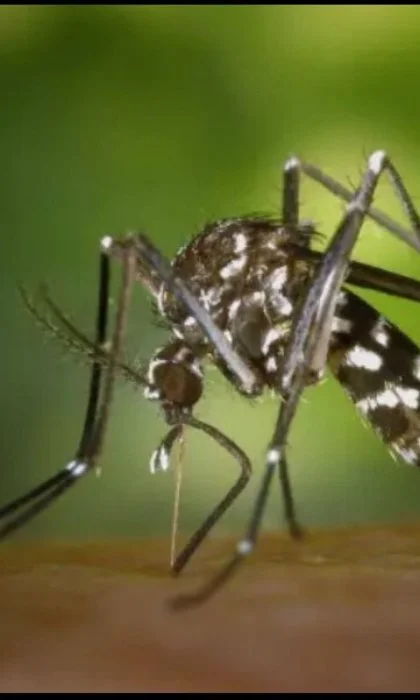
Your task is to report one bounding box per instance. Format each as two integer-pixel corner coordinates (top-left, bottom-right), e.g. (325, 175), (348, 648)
(2, 150), (420, 610)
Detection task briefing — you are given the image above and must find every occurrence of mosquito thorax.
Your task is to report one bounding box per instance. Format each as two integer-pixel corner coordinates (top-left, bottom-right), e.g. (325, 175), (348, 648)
(154, 217), (316, 395)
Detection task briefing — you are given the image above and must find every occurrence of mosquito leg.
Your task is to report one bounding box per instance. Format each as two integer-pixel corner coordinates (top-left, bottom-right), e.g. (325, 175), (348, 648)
(282, 157), (300, 227)
(171, 414), (252, 576)
(75, 252), (110, 460)
(169, 386), (301, 611)
(0, 253), (110, 537)
(296, 248), (420, 304)
(86, 239), (136, 464)
(277, 155), (313, 537)
(148, 412), (252, 576)
(299, 157), (420, 252)
(281, 151), (420, 392)
(278, 451), (302, 539)
(0, 241), (136, 538)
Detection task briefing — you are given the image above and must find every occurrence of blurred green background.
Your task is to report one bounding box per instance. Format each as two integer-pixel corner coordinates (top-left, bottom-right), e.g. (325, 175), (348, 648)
(3, 5), (420, 550)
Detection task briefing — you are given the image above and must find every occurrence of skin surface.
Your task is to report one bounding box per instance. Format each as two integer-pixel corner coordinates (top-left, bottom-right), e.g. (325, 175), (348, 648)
(1, 524), (420, 692)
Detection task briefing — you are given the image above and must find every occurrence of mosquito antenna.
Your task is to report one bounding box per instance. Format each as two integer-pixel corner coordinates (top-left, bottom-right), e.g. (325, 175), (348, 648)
(19, 284), (148, 390)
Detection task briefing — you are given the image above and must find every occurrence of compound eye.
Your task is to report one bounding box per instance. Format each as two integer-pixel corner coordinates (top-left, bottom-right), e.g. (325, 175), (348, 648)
(154, 362), (202, 408)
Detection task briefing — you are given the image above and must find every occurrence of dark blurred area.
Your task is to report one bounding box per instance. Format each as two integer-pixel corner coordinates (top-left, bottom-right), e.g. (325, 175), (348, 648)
(2, 5), (420, 545)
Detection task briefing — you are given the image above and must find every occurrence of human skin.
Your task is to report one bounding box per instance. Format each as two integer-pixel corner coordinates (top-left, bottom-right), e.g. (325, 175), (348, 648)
(1, 524), (420, 692)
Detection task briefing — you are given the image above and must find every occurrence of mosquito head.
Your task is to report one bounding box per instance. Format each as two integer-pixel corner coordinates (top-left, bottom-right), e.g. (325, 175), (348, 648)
(144, 340), (203, 416)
